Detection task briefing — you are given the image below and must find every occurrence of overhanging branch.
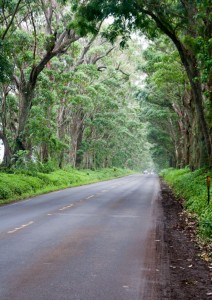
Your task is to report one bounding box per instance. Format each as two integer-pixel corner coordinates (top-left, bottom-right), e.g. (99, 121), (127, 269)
(1, 0), (22, 40)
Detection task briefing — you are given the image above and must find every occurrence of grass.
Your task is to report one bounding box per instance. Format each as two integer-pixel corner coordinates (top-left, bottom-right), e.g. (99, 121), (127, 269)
(161, 168), (212, 240)
(0, 168), (135, 205)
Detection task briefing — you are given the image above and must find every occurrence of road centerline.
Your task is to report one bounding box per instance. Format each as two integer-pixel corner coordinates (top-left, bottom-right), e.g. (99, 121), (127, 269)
(86, 195), (95, 199)
(7, 221), (34, 234)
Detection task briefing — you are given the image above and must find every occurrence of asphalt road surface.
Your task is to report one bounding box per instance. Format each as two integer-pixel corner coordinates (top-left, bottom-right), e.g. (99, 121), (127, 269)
(0, 174), (165, 300)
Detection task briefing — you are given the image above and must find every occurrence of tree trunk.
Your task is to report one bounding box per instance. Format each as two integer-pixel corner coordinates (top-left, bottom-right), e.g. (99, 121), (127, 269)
(70, 112), (84, 168)
(0, 131), (12, 167)
(188, 58), (211, 164)
(146, 11), (212, 165)
(70, 133), (77, 168)
(173, 44), (212, 165)
(75, 124), (84, 168)
(41, 143), (49, 163)
(15, 86), (33, 153)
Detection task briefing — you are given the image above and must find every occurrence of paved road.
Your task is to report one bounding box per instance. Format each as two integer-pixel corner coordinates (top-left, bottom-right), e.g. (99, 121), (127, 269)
(0, 174), (162, 300)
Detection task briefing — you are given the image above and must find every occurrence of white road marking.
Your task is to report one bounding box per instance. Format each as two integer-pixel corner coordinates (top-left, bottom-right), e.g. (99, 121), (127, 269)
(8, 221), (34, 234)
(86, 195), (94, 199)
(59, 204), (73, 211)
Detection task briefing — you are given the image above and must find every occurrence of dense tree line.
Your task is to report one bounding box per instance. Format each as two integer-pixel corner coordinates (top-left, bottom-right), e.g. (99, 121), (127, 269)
(74, 0), (212, 169)
(137, 38), (209, 169)
(0, 0), (152, 170)
(0, 1), (211, 171)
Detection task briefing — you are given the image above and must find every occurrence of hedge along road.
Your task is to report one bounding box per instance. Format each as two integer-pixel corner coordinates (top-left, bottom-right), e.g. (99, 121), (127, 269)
(0, 174), (168, 300)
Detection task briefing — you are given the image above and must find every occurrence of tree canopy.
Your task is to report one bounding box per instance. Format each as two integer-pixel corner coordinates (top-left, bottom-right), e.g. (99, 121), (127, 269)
(73, 0), (212, 167)
(0, 0), (211, 171)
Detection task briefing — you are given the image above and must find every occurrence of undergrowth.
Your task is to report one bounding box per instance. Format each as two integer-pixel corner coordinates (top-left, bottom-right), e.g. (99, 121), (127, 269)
(161, 168), (212, 240)
(0, 168), (134, 205)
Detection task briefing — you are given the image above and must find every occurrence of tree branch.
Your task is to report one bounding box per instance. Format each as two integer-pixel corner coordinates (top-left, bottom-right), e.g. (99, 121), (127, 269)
(137, 6), (183, 51)
(29, 7), (37, 61)
(29, 30), (80, 87)
(116, 63), (130, 77)
(1, 0), (22, 40)
(97, 66), (107, 71)
(91, 46), (115, 64)
(41, 0), (53, 34)
(75, 21), (103, 68)
(13, 75), (21, 90)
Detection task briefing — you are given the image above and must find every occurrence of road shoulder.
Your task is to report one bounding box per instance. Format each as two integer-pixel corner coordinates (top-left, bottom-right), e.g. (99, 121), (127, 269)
(160, 179), (212, 300)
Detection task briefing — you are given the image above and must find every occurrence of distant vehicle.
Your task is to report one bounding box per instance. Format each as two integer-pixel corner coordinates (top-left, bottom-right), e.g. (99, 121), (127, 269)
(143, 170), (156, 175)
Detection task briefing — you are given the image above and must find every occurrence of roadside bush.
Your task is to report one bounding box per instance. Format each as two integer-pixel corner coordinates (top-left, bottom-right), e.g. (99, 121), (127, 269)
(0, 185), (13, 199)
(0, 172), (47, 198)
(161, 168), (212, 239)
(0, 168), (134, 204)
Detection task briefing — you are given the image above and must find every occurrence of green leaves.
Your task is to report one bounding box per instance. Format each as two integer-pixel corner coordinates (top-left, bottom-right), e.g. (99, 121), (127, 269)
(137, 37), (189, 169)
(162, 167), (212, 239)
(0, 41), (13, 83)
(0, 1), (152, 170)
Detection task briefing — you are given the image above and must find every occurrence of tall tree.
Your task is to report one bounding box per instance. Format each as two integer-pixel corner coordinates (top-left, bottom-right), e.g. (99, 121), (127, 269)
(74, 0), (212, 166)
(0, 1), (95, 165)
(137, 38), (201, 169)
(0, 1), (155, 170)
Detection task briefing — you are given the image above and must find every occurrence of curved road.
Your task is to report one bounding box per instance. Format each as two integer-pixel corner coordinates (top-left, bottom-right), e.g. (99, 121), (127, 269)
(0, 174), (166, 300)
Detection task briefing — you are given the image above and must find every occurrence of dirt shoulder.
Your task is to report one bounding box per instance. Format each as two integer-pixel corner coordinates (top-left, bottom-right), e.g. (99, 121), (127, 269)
(160, 179), (212, 299)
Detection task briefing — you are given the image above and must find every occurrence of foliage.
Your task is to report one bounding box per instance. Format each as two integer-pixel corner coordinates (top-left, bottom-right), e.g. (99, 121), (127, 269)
(161, 168), (212, 239)
(74, 0), (212, 166)
(0, 168), (134, 204)
(0, 41), (12, 83)
(0, 0), (211, 172)
(0, 2), (153, 170)
(136, 36), (208, 170)
(136, 38), (186, 169)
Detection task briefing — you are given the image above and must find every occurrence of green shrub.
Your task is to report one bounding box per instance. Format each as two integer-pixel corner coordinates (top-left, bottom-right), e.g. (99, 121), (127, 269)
(0, 185), (13, 199)
(0, 173), (38, 199)
(200, 214), (212, 238)
(161, 168), (212, 239)
(0, 168), (134, 203)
